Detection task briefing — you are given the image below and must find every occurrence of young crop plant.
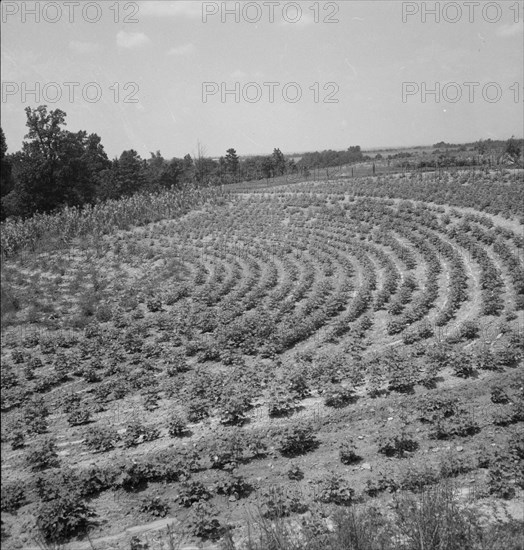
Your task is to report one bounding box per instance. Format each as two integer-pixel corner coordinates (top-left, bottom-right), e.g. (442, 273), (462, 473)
(315, 473), (355, 506)
(10, 429), (25, 450)
(122, 421), (160, 448)
(186, 502), (224, 541)
(176, 481), (212, 507)
(276, 421), (319, 457)
(377, 422), (419, 458)
(287, 463), (305, 481)
(429, 408), (480, 440)
(217, 392), (252, 425)
(83, 425), (119, 453)
(187, 397), (211, 423)
(449, 350), (476, 378)
(139, 496), (170, 518)
(26, 438), (60, 471)
(167, 411), (190, 437)
(1, 482), (26, 513)
(36, 492), (95, 543)
(213, 474), (253, 500)
(267, 387), (298, 417)
(324, 384), (355, 408)
(339, 438), (362, 465)
(67, 403), (92, 426)
(259, 486), (308, 519)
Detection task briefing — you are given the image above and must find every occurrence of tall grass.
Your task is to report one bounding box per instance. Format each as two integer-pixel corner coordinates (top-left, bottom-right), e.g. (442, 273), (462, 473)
(220, 483), (524, 550)
(1, 184), (227, 258)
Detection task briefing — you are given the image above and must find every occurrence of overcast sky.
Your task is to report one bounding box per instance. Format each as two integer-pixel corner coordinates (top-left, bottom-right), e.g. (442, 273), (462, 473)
(1, 0), (523, 159)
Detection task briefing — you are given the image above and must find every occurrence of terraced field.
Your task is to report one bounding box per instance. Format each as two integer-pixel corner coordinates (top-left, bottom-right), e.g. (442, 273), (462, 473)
(1, 170), (523, 549)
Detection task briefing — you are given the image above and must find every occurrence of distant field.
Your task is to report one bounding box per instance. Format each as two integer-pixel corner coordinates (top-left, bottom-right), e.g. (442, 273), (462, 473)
(1, 169), (523, 549)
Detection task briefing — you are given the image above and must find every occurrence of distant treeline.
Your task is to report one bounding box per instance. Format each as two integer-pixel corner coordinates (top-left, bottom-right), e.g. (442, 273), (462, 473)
(0, 106), (522, 221)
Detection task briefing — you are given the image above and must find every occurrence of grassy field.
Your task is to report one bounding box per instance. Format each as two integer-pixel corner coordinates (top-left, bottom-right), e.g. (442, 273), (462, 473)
(1, 168), (523, 549)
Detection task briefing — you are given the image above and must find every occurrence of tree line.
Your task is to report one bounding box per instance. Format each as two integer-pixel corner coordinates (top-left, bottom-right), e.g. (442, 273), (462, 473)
(1, 105), (521, 221)
(0, 106), (372, 220)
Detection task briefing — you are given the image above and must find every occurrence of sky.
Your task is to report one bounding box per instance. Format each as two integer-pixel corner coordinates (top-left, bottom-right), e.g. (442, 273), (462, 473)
(1, 0), (523, 159)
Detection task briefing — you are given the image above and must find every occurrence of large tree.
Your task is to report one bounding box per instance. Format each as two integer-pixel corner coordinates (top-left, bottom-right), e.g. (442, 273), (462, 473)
(505, 137), (523, 166)
(98, 149), (146, 200)
(0, 128), (15, 219)
(272, 148), (286, 176)
(225, 148), (240, 179)
(3, 106), (109, 217)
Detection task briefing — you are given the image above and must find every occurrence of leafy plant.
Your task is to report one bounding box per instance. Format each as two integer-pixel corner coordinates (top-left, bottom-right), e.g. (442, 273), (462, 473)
(214, 474), (253, 500)
(167, 411), (189, 437)
(186, 502), (224, 541)
(139, 496), (170, 518)
(36, 493), (95, 543)
(315, 473), (355, 506)
(287, 463), (304, 481)
(1, 482), (26, 513)
(176, 481), (211, 507)
(377, 426), (419, 458)
(339, 438), (362, 464)
(83, 425), (119, 453)
(276, 422), (319, 457)
(260, 486), (308, 519)
(26, 438), (59, 471)
(122, 421), (160, 448)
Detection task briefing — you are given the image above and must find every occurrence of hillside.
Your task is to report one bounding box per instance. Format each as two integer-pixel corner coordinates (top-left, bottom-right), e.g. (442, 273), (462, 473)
(1, 169), (523, 549)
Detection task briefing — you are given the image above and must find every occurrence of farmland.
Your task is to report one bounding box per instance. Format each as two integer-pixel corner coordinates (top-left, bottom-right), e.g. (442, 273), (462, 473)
(1, 168), (523, 549)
